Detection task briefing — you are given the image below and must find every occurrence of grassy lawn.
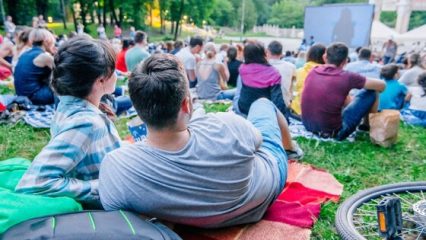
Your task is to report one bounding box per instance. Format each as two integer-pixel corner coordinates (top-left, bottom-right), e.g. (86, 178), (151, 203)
(1, 98), (425, 238)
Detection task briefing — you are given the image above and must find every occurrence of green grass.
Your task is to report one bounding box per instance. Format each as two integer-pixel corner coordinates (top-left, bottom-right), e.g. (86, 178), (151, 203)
(1, 101), (425, 238)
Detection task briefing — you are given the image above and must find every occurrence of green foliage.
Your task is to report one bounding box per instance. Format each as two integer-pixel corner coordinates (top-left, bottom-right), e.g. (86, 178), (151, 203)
(268, 0), (307, 28)
(237, 0), (257, 33)
(409, 11), (426, 31)
(210, 0), (234, 26)
(380, 11), (397, 28)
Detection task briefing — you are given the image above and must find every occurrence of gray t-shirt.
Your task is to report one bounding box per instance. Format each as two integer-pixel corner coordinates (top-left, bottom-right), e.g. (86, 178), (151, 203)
(99, 112), (281, 228)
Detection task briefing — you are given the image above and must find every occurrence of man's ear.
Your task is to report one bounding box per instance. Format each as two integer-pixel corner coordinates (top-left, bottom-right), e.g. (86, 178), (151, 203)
(181, 96), (191, 114)
(323, 53), (327, 63)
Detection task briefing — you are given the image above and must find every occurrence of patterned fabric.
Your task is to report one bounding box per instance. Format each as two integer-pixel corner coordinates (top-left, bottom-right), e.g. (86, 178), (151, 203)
(174, 161), (343, 240)
(16, 96), (121, 203)
(23, 104), (55, 128)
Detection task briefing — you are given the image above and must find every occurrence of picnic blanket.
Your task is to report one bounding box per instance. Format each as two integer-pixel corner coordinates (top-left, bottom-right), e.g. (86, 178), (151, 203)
(0, 158), (82, 233)
(23, 104), (55, 128)
(174, 161), (343, 240)
(400, 108), (426, 127)
(288, 118), (357, 142)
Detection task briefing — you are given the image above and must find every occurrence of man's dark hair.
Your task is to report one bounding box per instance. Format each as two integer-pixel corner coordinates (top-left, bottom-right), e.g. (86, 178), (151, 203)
(380, 64), (399, 80)
(134, 31), (146, 44)
(355, 46), (362, 54)
(244, 42), (268, 65)
(358, 48), (372, 60)
(122, 38), (131, 50)
(52, 36), (116, 98)
(128, 54), (187, 129)
(409, 53), (422, 67)
(227, 46), (238, 61)
(189, 36), (203, 48)
(326, 42), (349, 66)
(267, 41), (283, 56)
(306, 44), (326, 64)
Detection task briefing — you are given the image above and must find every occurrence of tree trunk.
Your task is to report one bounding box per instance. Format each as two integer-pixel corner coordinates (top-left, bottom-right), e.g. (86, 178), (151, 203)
(89, 5), (95, 24)
(97, 2), (102, 24)
(70, 2), (78, 32)
(174, 0), (184, 41)
(59, 0), (67, 29)
(109, 0), (118, 25)
(5, 0), (18, 24)
(149, 4), (153, 27)
(118, 4), (123, 26)
(103, 0), (107, 26)
(170, 21), (174, 35)
(78, 0), (87, 31)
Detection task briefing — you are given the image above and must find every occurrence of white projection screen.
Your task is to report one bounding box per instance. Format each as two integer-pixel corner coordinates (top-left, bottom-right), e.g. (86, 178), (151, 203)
(304, 4), (375, 48)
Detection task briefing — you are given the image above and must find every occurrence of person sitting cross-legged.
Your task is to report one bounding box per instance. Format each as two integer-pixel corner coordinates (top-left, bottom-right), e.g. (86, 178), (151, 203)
(301, 42), (386, 140)
(99, 54), (303, 228)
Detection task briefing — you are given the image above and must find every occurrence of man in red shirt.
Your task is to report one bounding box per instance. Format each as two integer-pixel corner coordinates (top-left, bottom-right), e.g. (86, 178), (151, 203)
(116, 38), (132, 73)
(301, 43), (385, 140)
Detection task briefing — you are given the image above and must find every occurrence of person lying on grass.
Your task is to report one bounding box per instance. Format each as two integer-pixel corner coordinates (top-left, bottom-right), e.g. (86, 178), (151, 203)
(15, 36), (121, 208)
(99, 54), (303, 228)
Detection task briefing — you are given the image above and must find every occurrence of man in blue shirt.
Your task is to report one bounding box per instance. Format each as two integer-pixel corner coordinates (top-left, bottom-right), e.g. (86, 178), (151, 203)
(345, 48), (381, 79)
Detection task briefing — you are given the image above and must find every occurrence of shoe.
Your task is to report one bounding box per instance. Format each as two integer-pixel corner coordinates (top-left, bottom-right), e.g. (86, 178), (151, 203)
(285, 140), (304, 161)
(357, 124), (370, 132)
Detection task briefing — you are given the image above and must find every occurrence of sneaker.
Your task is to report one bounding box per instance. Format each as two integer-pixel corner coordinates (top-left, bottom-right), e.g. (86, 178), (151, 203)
(285, 140), (304, 161)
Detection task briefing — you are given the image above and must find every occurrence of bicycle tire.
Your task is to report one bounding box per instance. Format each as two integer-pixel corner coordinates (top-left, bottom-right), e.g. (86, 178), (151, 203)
(335, 181), (426, 240)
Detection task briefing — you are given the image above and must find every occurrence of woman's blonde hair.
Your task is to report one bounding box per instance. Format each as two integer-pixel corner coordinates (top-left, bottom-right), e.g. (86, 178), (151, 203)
(204, 42), (216, 59)
(29, 28), (55, 46)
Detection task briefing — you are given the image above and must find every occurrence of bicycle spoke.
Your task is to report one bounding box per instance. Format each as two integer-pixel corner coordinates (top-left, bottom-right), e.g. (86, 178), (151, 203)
(406, 191), (424, 201)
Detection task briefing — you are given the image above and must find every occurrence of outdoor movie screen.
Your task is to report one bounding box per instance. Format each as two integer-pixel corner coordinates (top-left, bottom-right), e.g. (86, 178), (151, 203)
(304, 4), (375, 48)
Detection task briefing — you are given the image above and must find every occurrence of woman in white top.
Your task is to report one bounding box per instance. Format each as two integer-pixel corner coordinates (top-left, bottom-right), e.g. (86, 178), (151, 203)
(399, 53), (424, 89)
(401, 72), (426, 126)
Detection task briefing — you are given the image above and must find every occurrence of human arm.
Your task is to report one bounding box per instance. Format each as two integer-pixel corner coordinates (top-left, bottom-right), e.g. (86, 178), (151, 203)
(33, 52), (54, 69)
(364, 77), (385, 92)
(270, 84), (289, 118)
(15, 120), (104, 203)
(215, 63), (229, 90)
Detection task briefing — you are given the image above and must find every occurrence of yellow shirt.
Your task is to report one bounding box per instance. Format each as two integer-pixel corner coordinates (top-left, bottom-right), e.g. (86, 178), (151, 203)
(291, 61), (321, 115)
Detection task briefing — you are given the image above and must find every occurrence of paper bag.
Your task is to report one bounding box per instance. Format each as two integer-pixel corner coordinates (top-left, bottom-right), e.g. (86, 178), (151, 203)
(369, 110), (400, 147)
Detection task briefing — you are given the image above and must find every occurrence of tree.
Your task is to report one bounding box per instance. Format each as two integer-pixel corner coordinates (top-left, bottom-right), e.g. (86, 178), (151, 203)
(210, 0), (234, 27)
(267, 0), (307, 28)
(237, 0), (256, 33)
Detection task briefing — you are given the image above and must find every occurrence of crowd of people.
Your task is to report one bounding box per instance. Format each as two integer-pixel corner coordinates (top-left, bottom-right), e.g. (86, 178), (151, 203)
(1, 16), (426, 235)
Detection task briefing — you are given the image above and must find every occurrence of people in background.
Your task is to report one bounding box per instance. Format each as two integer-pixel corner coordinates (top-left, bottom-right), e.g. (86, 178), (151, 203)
(382, 37), (398, 64)
(196, 42), (234, 100)
(116, 38), (132, 73)
(125, 31), (150, 72)
(14, 28), (56, 105)
(227, 46), (242, 87)
(301, 43), (385, 140)
(379, 64), (408, 110)
(171, 40), (183, 55)
(176, 36), (203, 88)
(345, 48), (381, 79)
(399, 53), (424, 89)
(291, 44), (326, 116)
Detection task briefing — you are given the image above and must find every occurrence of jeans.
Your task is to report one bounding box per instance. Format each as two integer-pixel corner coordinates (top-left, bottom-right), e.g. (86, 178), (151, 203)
(383, 56), (393, 65)
(336, 89), (377, 140)
(217, 89), (236, 100)
(30, 86), (55, 105)
(115, 96), (133, 116)
(246, 98), (287, 192)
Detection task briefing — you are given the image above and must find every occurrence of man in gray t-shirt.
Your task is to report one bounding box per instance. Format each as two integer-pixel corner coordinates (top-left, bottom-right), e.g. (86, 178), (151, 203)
(99, 54), (302, 228)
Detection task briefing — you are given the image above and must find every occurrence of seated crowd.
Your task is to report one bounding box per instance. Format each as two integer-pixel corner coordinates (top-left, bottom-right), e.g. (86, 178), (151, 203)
(1, 21), (426, 233)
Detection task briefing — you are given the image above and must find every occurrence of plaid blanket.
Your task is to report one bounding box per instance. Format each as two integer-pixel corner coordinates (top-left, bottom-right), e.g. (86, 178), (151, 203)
(289, 118), (357, 142)
(23, 105), (55, 128)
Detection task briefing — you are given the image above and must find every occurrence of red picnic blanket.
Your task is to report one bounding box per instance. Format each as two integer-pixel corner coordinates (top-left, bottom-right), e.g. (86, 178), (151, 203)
(174, 161), (343, 240)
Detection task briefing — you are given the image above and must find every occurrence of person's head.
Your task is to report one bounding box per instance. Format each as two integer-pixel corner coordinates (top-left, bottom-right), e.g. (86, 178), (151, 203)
(203, 42), (216, 59)
(189, 36), (204, 54)
(380, 64), (399, 80)
(128, 54), (191, 130)
(297, 51), (306, 60)
(52, 36), (117, 100)
(244, 42), (268, 65)
(325, 42), (349, 67)
(67, 31), (77, 39)
(219, 44), (228, 52)
(355, 46), (362, 54)
(29, 28), (56, 52)
(38, 15), (44, 20)
(122, 38), (131, 50)
(130, 26), (135, 31)
(16, 27), (32, 47)
(285, 51), (292, 57)
(227, 46), (238, 61)
(408, 53), (422, 68)
(267, 41), (283, 57)
(358, 48), (372, 61)
(7, 16), (12, 21)
(417, 72), (426, 95)
(174, 40), (183, 49)
(134, 31), (147, 45)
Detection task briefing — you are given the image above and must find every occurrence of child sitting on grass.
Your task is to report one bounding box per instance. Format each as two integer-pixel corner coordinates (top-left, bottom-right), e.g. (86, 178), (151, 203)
(379, 64), (408, 110)
(401, 72), (426, 126)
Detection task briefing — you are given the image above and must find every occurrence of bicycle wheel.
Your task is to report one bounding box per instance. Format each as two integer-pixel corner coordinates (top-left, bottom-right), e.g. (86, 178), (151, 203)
(335, 182), (426, 240)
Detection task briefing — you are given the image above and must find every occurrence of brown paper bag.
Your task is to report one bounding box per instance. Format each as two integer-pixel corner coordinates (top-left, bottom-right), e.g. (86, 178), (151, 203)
(369, 110), (400, 147)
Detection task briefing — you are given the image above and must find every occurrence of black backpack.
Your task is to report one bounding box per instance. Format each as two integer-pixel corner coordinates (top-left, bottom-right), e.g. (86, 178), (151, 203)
(0, 210), (182, 240)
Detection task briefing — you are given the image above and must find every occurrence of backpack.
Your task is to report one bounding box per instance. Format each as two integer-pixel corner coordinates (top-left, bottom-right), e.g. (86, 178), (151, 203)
(0, 210), (182, 240)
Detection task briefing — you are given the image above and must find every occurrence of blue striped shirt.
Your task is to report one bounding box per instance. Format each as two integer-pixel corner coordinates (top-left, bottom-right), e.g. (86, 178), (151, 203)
(16, 96), (121, 203)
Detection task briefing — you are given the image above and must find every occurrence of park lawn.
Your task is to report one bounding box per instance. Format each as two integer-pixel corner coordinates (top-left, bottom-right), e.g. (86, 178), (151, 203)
(1, 102), (426, 239)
